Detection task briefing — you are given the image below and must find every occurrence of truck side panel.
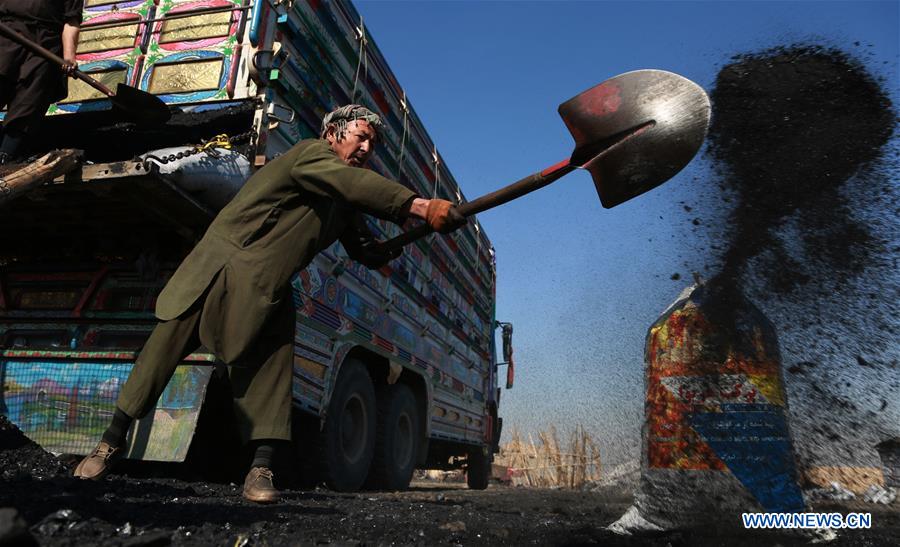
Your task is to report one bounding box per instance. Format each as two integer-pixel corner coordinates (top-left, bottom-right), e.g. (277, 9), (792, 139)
(55, 0), (257, 115)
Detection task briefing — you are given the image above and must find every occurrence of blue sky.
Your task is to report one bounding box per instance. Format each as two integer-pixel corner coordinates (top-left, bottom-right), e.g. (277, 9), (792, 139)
(354, 1), (900, 465)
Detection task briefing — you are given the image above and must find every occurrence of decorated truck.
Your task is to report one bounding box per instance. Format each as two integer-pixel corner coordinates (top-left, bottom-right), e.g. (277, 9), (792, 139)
(0, 0), (513, 491)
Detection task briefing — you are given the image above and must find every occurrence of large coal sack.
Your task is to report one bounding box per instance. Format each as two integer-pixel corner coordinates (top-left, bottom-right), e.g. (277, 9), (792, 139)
(614, 281), (805, 532)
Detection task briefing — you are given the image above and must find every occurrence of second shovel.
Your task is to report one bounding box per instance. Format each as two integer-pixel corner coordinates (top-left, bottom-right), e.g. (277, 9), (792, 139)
(0, 21), (170, 125)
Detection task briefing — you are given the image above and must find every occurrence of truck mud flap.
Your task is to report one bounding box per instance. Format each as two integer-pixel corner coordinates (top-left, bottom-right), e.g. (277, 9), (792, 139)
(0, 358), (213, 462)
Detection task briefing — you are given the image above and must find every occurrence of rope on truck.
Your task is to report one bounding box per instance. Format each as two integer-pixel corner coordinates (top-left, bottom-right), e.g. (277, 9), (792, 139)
(397, 90), (410, 184)
(351, 17), (369, 104)
(431, 147), (441, 199)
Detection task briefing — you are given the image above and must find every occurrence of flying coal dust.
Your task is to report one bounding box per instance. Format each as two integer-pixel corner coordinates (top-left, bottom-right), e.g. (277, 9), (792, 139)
(702, 44), (899, 478)
(707, 45), (896, 292)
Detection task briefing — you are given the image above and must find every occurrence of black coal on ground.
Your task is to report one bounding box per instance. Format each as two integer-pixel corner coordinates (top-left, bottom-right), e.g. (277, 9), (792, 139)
(3, 414), (899, 546)
(0, 415), (68, 482)
(30, 102), (257, 163)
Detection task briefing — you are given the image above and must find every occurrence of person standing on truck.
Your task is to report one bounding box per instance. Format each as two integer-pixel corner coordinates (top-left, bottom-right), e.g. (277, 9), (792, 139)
(74, 104), (466, 503)
(0, 0), (82, 164)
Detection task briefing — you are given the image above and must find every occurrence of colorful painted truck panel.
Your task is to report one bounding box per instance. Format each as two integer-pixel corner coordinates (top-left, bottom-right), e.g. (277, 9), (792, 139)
(1, 359), (212, 461)
(630, 282), (804, 529)
(0, 0), (507, 490)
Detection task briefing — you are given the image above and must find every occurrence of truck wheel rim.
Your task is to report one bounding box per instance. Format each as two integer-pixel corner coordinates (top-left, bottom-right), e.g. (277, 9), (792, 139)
(393, 411), (413, 468)
(341, 393), (367, 463)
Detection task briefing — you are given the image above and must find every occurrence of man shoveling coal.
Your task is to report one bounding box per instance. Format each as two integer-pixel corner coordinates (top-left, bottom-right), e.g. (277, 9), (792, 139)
(0, 0), (82, 164)
(73, 104), (466, 503)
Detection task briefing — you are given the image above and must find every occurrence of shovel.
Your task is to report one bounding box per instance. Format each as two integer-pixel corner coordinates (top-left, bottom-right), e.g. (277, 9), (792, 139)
(0, 21), (170, 125)
(381, 69), (710, 253)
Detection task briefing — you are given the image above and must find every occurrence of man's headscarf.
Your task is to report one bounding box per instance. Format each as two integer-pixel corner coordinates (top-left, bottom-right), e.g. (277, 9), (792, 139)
(320, 104), (384, 140)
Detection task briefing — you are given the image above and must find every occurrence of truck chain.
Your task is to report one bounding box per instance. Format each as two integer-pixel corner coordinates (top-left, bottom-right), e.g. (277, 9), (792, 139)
(140, 130), (256, 170)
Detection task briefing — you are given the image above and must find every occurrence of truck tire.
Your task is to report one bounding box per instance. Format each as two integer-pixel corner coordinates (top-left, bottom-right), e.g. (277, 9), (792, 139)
(322, 359), (376, 491)
(367, 383), (419, 491)
(466, 445), (491, 490)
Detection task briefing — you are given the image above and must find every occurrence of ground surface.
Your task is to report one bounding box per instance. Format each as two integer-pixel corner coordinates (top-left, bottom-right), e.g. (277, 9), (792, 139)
(2, 417), (899, 547)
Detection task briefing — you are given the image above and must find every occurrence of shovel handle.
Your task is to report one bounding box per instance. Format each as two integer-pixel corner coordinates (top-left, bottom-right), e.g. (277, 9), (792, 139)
(381, 159), (577, 253)
(0, 21), (114, 97)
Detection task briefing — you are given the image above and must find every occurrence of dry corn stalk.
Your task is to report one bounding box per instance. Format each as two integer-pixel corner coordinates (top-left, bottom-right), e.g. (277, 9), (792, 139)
(496, 425), (602, 488)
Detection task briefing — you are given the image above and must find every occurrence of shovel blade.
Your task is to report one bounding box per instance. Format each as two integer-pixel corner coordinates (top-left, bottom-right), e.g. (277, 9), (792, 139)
(111, 83), (171, 125)
(559, 69), (710, 208)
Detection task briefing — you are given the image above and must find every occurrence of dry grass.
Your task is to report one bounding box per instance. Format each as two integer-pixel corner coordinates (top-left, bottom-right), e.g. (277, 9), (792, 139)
(495, 425), (602, 488)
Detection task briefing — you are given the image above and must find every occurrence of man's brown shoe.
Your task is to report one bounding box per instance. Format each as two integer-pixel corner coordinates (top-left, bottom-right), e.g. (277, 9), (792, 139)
(73, 441), (121, 480)
(243, 467), (280, 503)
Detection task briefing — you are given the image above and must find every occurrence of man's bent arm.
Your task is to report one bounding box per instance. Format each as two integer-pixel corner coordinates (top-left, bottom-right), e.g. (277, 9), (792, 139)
(62, 21), (80, 67)
(291, 141), (464, 231)
(291, 141), (416, 222)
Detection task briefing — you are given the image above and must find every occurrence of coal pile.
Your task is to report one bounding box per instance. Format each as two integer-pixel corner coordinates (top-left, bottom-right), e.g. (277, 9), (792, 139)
(0, 414), (68, 482)
(702, 45), (899, 470)
(31, 101), (257, 163)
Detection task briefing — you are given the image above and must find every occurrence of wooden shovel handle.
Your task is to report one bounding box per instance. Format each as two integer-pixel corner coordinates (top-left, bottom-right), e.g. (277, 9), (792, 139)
(0, 21), (114, 97)
(381, 159), (576, 253)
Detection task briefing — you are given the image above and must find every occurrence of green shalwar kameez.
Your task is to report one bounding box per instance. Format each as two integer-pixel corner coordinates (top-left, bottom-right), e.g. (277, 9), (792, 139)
(116, 139), (417, 442)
